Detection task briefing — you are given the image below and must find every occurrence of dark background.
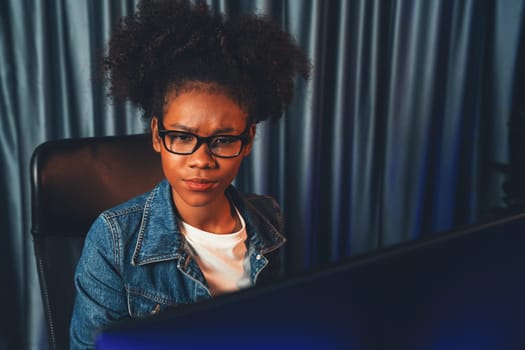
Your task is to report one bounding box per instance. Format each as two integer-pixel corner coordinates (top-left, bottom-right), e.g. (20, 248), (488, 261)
(1, 0), (524, 348)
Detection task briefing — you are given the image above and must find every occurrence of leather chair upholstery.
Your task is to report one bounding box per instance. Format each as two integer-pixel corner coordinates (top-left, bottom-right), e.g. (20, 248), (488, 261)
(30, 133), (164, 350)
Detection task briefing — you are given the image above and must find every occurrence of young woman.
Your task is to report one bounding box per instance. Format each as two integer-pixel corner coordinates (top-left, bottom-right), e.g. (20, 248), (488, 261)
(70, 0), (310, 348)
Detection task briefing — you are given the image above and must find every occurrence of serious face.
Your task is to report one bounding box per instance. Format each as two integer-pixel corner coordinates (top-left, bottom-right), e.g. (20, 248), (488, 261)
(151, 89), (254, 213)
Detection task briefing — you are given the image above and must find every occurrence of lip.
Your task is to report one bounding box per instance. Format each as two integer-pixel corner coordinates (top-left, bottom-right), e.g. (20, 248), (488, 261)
(183, 178), (218, 191)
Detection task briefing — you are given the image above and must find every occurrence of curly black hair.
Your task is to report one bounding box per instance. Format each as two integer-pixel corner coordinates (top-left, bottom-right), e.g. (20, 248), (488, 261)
(104, 0), (311, 124)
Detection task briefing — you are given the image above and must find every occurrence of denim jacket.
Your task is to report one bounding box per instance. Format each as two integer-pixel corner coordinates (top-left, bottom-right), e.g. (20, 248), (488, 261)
(70, 179), (286, 349)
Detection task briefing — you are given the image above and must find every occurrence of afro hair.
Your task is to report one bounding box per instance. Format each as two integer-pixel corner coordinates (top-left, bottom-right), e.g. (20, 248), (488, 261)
(103, 0), (311, 123)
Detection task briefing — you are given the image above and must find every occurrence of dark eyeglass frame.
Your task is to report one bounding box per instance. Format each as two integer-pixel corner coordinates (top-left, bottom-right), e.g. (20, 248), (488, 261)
(157, 123), (251, 158)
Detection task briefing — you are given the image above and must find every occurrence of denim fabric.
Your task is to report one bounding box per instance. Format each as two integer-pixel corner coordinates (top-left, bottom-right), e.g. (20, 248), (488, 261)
(70, 179), (285, 349)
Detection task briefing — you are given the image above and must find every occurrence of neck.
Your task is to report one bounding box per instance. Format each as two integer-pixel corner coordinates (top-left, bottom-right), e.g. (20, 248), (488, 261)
(174, 193), (240, 234)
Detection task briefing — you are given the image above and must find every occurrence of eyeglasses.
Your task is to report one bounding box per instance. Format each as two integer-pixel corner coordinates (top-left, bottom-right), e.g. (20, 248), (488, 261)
(157, 123), (251, 158)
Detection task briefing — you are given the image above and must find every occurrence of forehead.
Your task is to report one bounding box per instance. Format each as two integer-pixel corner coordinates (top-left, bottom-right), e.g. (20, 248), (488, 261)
(162, 89), (248, 133)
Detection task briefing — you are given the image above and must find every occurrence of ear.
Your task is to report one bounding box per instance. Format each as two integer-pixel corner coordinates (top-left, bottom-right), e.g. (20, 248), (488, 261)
(242, 124), (256, 156)
(151, 117), (162, 153)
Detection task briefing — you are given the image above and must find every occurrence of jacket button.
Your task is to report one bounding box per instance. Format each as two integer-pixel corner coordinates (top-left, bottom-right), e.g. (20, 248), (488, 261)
(150, 304), (161, 315)
(256, 254), (262, 260)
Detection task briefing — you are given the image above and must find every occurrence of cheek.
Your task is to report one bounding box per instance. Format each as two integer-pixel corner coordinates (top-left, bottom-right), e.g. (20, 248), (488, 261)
(160, 153), (183, 178)
(221, 159), (244, 182)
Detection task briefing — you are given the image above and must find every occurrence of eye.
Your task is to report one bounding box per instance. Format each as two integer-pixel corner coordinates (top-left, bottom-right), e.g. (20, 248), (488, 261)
(209, 137), (242, 155)
(167, 132), (195, 144)
(212, 136), (237, 146)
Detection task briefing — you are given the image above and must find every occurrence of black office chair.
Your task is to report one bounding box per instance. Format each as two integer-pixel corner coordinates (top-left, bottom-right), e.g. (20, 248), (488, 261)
(30, 133), (164, 350)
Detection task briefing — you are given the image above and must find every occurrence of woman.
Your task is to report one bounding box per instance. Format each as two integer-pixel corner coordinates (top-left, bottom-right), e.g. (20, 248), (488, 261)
(70, 0), (310, 348)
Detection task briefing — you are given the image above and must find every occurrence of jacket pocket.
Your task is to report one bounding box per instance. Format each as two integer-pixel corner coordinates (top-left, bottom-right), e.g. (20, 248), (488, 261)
(126, 287), (176, 318)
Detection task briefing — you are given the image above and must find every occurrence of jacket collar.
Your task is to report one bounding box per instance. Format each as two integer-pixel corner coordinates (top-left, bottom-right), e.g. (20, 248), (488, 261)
(132, 180), (285, 266)
(131, 180), (183, 266)
(225, 185), (286, 254)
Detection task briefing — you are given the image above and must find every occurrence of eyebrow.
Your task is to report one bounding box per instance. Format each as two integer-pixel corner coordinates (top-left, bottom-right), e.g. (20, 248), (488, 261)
(166, 123), (237, 135)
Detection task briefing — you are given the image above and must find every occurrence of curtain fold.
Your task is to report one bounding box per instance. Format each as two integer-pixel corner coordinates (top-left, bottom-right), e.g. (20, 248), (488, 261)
(1, 0), (524, 348)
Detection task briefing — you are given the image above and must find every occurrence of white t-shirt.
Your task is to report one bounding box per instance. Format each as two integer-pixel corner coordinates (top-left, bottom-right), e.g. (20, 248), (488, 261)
(180, 207), (251, 296)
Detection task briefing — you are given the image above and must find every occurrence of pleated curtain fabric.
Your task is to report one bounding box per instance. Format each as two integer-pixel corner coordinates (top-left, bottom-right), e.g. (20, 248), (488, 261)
(1, 0), (524, 348)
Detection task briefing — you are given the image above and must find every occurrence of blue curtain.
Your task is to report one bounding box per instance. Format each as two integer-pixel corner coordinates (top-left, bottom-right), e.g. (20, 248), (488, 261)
(1, 0), (524, 348)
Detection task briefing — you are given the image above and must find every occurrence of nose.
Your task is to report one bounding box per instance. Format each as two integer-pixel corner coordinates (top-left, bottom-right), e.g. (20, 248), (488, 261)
(187, 142), (216, 169)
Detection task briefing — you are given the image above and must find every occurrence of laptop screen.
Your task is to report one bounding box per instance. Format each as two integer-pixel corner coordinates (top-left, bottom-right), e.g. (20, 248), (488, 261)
(96, 212), (525, 350)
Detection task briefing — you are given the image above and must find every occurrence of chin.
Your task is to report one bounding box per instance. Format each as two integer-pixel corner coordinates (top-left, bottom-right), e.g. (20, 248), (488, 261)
(177, 190), (223, 208)
(184, 198), (215, 208)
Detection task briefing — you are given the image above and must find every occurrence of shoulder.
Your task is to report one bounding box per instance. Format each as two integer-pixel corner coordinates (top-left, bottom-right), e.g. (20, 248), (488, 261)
(95, 191), (150, 238)
(242, 193), (282, 218)
(88, 180), (169, 243)
(229, 185), (281, 214)
(101, 180), (169, 219)
(101, 191), (151, 220)
(227, 186), (284, 234)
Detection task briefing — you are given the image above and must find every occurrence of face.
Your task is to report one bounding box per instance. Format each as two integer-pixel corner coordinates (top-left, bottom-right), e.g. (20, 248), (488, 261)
(151, 90), (255, 213)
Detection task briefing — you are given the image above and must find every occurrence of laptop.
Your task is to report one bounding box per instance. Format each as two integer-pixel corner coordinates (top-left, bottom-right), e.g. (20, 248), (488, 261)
(96, 212), (525, 350)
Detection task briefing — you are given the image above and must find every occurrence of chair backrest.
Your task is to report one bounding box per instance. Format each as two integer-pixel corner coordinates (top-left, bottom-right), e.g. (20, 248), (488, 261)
(30, 133), (164, 350)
